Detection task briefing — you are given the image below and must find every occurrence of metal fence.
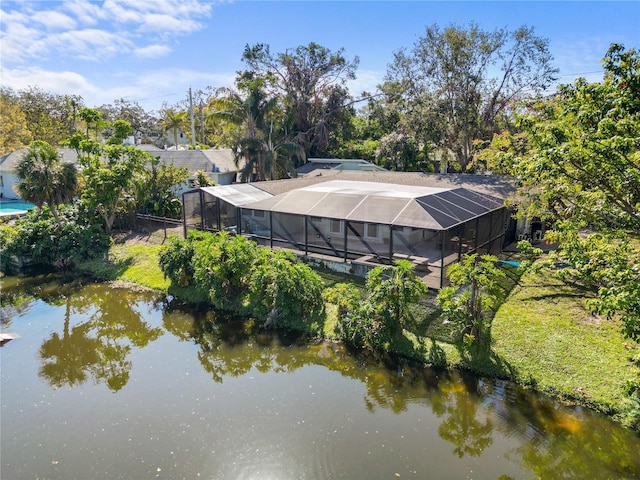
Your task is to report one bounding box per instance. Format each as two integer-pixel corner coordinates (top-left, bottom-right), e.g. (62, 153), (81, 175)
(133, 214), (183, 244)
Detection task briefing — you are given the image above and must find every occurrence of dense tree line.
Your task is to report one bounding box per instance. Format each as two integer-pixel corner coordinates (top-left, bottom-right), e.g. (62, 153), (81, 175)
(1, 23), (557, 179)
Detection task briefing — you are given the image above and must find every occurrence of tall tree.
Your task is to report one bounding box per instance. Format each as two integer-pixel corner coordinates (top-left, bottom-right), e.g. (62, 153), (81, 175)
(4, 86), (83, 146)
(386, 23), (557, 171)
(160, 109), (189, 148)
(241, 42), (359, 157)
(97, 98), (158, 140)
(508, 44), (640, 344)
(207, 73), (302, 181)
(513, 43), (640, 230)
(68, 137), (149, 234)
(0, 93), (31, 154)
(14, 140), (77, 225)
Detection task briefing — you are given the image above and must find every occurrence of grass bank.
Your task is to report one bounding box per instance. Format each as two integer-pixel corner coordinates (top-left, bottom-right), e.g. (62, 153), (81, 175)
(393, 268), (640, 429)
(80, 240), (639, 430)
(78, 243), (169, 291)
(489, 270), (639, 428)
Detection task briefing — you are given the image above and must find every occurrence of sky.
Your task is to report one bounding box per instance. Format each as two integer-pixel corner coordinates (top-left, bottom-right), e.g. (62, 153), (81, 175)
(1, 0), (639, 112)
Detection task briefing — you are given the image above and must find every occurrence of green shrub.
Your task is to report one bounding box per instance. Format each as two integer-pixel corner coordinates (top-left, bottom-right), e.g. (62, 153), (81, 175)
(158, 231), (326, 334)
(0, 205), (111, 272)
(249, 249), (325, 333)
(324, 261), (428, 352)
(158, 231), (200, 286)
(192, 232), (260, 314)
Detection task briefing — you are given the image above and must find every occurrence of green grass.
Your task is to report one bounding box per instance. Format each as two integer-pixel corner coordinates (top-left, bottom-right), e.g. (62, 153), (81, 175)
(489, 269), (639, 426)
(78, 243), (170, 291)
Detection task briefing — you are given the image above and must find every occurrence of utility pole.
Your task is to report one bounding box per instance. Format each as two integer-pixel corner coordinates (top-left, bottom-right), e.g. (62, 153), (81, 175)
(189, 87), (196, 148)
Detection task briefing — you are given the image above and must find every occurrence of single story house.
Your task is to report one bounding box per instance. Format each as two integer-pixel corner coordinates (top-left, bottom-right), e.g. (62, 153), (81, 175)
(0, 146), (238, 200)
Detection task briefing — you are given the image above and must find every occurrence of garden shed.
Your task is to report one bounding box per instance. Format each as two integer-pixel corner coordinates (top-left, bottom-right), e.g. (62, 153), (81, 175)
(184, 178), (510, 289)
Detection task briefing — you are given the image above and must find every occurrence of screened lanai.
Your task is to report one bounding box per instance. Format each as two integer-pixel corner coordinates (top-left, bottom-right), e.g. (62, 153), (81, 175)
(183, 180), (509, 289)
(239, 180), (509, 289)
(182, 183), (274, 236)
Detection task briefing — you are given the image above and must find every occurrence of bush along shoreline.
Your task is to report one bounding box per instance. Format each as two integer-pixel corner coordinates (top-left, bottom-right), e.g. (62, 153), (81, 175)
(45, 232), (640, 432)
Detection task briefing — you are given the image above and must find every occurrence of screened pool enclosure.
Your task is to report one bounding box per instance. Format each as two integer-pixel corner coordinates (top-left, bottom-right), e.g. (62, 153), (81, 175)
(183, 180), (510, 289)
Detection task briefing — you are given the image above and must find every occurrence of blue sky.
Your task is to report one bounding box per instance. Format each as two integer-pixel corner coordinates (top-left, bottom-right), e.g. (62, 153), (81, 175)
(1, 0), (639, 112)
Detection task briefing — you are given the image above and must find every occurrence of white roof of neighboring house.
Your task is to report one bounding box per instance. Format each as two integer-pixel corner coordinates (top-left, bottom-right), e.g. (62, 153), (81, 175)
(0, 148), (80, 171)
(297, 158), (387, 175)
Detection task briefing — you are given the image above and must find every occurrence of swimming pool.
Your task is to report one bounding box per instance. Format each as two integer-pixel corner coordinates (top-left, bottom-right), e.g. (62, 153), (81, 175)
(0, 200), (36, 216)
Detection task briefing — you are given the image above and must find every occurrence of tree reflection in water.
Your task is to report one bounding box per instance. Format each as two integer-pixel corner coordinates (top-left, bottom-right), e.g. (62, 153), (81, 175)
(176, 308), (498, 459)
(38, 283), (163, 392)
(7, 278), (636, 479)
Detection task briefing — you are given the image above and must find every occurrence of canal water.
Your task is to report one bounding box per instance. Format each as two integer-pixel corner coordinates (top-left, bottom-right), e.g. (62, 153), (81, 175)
(1, 276), (639, 479)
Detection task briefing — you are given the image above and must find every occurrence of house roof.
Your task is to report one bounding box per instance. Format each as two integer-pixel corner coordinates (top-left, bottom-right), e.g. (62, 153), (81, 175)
(296, 158), (387, 175)
(0, 147), (80, 171)
(0, 147), (237, 175)
(149, 149), (236, 173)
(243, 179), (505, 230)
(254, 169), (516, 200)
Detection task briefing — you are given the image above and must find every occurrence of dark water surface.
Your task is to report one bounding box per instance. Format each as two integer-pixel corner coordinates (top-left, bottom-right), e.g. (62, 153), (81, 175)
(1, 276), (639, 480)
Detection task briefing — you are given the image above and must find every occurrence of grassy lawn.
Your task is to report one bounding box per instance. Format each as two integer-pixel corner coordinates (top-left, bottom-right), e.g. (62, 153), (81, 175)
(78, 243), (170, 291)
(489, 269), (639, 426)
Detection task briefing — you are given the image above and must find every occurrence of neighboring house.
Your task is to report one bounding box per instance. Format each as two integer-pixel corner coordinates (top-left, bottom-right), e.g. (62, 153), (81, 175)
(137, 145), (238, 192)
(0, 149), (25, 199)
(296, 158), (387, 176)
(183, 170), (519, 289)
(0, 148), (80, 199)
(0, 146), (238, 200)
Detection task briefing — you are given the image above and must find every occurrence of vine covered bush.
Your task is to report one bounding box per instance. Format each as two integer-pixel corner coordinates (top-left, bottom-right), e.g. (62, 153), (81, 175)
(0, 205), (111, 272)
(159, 231), (324, 334)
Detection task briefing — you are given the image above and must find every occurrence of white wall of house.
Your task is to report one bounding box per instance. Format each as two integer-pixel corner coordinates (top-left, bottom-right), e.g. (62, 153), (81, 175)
(0, 172), (20, 199)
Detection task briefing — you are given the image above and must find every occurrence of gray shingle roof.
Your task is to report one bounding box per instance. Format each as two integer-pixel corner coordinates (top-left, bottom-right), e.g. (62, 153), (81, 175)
(0, 147), (237, 175)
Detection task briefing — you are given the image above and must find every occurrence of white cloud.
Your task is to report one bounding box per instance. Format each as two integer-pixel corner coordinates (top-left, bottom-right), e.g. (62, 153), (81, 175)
(136, 13), (203, 36)
(3, 64), (236, 111)
(49, 29), (134, 61)
(31, 10), (77, 30)
(1, 0), (214, 64)
(62, 1), (103, 26)
(348, 70), (385, 97)
(1, 66), (99, 98)
(134, 44), (172, 59)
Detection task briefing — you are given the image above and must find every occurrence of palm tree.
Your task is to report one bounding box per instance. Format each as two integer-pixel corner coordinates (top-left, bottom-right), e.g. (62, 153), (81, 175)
(160, 109), (189, 149)
(15, 140), (77, 225)
(235, 122), (305, 181)
(207, 75), (302, 181)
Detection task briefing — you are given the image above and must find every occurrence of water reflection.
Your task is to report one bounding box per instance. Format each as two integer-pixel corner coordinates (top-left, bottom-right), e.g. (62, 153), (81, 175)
(32, 282), (164, 391)
(1, 277), (639, 479)
(433, 379), (494, 458)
